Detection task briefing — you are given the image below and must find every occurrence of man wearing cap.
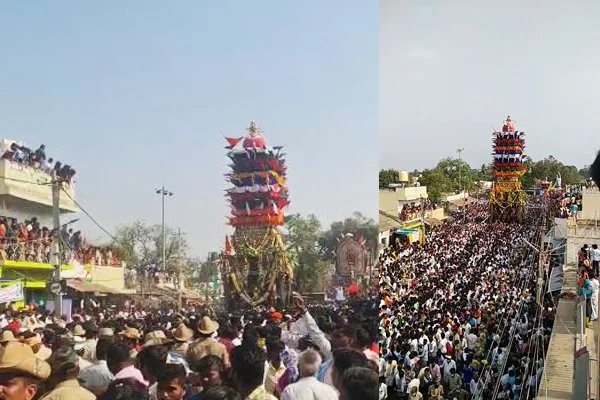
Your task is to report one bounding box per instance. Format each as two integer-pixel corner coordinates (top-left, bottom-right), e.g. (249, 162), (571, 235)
(0, 330), (17, 346)
(97, 328), (114, 340)
(42, 344), (95, 400)
(117, 328), (142, 358)
(171, 325), (194, 358)
(0, 342), (51, 400)
(187, 317), (230, 368)
(21, 333), (51, 362)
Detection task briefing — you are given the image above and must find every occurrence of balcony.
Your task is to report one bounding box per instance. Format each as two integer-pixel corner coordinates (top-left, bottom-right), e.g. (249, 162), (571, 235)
(0, 159), (77, 212)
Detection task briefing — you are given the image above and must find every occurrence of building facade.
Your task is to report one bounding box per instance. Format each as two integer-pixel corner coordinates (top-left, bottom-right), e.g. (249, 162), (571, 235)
(0, 140), (129, 308)
(379, 185), (444, 250)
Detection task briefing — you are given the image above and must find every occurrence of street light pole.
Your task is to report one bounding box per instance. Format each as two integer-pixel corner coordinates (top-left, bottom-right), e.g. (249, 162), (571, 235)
(155, 186), (174, 272)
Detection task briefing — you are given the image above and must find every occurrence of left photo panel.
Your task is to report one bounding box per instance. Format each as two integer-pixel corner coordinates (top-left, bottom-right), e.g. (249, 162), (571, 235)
(0, 2), (380, 400)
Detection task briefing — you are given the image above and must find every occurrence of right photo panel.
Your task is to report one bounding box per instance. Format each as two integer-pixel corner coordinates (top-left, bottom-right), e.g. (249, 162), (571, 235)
(379, 2), (600, 400)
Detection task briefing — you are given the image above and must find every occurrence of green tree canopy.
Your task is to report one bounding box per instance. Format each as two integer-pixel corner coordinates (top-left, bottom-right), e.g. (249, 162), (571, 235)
(416, 158), (479, 202)
(522, 156), (585, 189)
(285, 213), (328, 292)
(379, 168), (399, 188)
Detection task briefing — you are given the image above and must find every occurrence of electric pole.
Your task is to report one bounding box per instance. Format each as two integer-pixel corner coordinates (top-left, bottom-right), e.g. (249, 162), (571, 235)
(51, 172), (63, 317)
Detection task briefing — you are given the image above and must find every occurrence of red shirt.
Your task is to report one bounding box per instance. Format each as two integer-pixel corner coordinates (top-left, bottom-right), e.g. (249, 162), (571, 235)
(370, 343), (379, 354)
(8, 320), (21, 333)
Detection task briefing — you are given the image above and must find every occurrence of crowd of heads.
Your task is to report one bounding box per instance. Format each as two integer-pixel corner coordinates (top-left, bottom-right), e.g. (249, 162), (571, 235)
(552, 189), (582, 219)
(0, 292), (379, 400)
(400, 201), (437, 222)
(0, 216), (120, 267)
(1, 143), (76, 183)
(379, 204), (556, 400)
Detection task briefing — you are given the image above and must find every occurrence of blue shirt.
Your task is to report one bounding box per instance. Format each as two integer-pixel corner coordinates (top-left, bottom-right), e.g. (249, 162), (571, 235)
(463, 366), (474, 384)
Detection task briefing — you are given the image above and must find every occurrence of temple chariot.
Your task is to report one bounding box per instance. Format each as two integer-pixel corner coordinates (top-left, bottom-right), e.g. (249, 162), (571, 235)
(489, 116), (528, 222)
(222, 121), (293, 310)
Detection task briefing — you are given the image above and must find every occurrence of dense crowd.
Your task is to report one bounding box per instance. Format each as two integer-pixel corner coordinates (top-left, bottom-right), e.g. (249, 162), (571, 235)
(379, 203), (556, 400)
(400, 202), (437, 222)
(0, 292), (379, 400)
(1, 143), (76, 183)
(553, 189), (582, 219)
(0, 217), (120, 267)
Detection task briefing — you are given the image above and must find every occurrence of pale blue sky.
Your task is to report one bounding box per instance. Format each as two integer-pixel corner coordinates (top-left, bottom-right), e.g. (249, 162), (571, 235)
(0, 1), (377, 256)
(381, 0), (600, 171)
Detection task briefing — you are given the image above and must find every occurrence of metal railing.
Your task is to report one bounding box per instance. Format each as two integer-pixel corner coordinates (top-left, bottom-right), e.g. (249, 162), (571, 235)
(574, 295), (599, 399)
(574, 297), (589, 399)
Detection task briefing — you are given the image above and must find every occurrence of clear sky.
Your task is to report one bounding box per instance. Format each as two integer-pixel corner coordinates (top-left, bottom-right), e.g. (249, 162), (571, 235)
(0, 1), (377, 257)
(381, 0), (600, 171)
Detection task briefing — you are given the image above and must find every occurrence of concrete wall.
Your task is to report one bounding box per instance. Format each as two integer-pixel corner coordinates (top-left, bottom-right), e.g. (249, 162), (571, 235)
(396, 186), (428, 201)
(91, 265), (126, 291)
(443, 192), (469, 202)
(379, 230), (390, 250)
(429, 207), (445, 220)
(566, 226), (600, 265)
(0, 160), (78, 212)
(582, 191), (600, 220)
(380, 190), (399, 215)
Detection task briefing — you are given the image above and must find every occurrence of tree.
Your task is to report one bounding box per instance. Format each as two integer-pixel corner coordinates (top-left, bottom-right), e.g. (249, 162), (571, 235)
(435, 158), (478, 192)
(111, 220), (191, 274)
(579, 165), (591, 180)
(285, 214), (329, 292)
(520, 158), (535, 189)
(524, 156), (586, 188)
(419, 168), (452, 202)
(379, 169), (399, 188)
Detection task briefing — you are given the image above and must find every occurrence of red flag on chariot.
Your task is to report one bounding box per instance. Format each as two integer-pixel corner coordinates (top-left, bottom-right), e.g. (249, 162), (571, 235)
(225, 137), (243, 148)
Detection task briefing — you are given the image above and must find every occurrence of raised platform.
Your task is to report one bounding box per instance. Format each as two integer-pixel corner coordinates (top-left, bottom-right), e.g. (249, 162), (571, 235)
(539, 263), (578, 399)
(539, 262), (598, 399)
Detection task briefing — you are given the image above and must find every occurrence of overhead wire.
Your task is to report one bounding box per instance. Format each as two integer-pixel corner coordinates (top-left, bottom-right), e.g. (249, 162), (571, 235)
(60, 187), (117, 242)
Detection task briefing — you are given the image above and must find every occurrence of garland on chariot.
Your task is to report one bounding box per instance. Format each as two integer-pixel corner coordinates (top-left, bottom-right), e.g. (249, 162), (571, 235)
(223, 121), (293, 309)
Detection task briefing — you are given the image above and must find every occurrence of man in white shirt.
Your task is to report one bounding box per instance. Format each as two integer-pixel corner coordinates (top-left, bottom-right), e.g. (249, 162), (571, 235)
(589, 272), (600, 321)
(592, 244), (600, 274)
(281, 349), (338, 400)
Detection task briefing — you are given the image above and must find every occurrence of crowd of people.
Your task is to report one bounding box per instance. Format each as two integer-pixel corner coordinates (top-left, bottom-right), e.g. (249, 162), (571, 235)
(0, 292), (379, 400)
(553, 190), (582, 220)
(400, 202), (437, 222)
(1, 143), (76, 183)
(0, 216), (120, 267)
(379, 203), (556, 400)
